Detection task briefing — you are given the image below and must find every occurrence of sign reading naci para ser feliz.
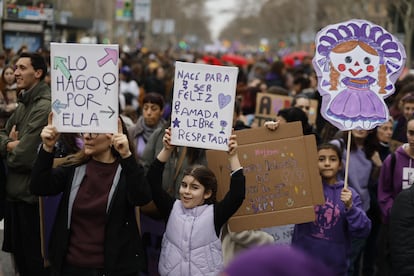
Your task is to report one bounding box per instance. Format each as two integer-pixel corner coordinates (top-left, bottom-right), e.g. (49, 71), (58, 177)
(171, 61), (238, 151)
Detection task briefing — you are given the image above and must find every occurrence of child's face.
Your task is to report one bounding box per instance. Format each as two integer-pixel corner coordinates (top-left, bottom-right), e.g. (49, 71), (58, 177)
(403, 102), (414, 120)
(318, 148), (341, 184)
(179, 175), (212, 209)
(330, 46), (379, 78)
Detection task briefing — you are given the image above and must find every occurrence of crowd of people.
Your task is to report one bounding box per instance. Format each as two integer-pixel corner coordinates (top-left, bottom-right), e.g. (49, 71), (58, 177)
(0, 44), (413, 276)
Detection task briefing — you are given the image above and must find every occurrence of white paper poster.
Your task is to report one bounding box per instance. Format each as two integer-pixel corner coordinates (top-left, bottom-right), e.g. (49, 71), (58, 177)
(171, 61), (238, 151)
(50, 43), (119, 133)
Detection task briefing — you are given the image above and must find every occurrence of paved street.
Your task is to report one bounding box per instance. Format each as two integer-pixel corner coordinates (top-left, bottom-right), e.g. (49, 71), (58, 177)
(0, 221), (15, 276)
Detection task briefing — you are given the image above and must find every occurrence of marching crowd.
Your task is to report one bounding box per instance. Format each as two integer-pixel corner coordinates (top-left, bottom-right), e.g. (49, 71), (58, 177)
(0, 44), (413, 276)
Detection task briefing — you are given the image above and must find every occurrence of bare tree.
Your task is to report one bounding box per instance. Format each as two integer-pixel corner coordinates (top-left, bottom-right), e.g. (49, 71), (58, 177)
(390, 0), (414, 69)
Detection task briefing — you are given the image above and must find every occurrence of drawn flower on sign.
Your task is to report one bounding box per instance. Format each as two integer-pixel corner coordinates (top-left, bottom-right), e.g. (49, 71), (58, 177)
(219, 120), (228, 134)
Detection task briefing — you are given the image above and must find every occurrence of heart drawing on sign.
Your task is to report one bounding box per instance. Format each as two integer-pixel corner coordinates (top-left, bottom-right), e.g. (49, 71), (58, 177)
(218, 93), (231, 109)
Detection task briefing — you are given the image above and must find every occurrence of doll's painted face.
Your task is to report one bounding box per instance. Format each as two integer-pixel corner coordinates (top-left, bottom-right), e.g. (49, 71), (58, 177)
(330, 46), (380, 78)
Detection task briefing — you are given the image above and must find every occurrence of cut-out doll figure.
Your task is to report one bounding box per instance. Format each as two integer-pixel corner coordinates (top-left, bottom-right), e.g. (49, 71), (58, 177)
(314, 19), (406, 131)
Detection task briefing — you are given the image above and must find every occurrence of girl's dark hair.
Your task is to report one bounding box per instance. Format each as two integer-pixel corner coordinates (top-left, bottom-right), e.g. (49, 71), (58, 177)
(339, 130), (378, 159)
(183, 165), (217, 204)
(318, 143), (342, 162)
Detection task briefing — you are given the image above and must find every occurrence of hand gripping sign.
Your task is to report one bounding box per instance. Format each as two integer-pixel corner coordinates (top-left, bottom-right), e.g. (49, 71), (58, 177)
(313, 19), (406, 131)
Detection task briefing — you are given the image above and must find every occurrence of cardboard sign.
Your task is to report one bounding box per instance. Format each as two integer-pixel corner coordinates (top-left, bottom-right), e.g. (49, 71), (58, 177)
(171, 61), (238, 151)
(206, 122), (324, 232)
(254, 93), (318, 126)
(313, 19), (406, 131)
(50, 43), (119, 133)
(261, 224), (294, 245)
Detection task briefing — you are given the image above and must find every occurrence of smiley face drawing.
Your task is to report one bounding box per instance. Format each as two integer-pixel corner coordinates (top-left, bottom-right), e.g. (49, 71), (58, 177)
(313, 19), (406, 130)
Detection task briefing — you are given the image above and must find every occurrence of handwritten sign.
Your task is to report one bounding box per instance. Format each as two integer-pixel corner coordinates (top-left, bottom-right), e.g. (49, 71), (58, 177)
(170, 61), (238, 151)
(50, 43), (119, 133)
(254, 93), (318, 126)
(261, 224), (294, 245)
(313, 19), (406, 130)
(206, 122), (324, 231)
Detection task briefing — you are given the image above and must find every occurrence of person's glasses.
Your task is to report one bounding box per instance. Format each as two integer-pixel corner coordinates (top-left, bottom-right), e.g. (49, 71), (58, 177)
(81, 133), (99, 139)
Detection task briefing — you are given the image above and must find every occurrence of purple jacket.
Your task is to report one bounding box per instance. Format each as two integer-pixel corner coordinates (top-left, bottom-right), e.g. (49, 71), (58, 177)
(378, 144), (412, 224)
(292, 180), (371, 275)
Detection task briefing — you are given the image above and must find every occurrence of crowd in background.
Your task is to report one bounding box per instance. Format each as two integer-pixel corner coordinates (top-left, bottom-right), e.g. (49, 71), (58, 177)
(1, 44), (414, 276)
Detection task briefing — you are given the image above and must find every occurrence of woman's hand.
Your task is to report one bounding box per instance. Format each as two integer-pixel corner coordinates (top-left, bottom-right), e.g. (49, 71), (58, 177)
(228, 133), (238, 157)
(228, 131), (242, 171)
(264, 120), (280, 131)
(157, 128), (175, 162)
(162, 127), (175, 151)
(41, 112), (60, 153)
(113, 118), (131, 158)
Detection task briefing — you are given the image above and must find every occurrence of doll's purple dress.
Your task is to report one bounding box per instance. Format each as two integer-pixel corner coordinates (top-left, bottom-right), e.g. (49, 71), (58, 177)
(327, 76), (386, 122)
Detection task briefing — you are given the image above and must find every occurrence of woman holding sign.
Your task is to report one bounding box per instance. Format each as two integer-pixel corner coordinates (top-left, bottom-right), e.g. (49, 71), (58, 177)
(30, 114), (151, 276)
(147, 128), (245, 276)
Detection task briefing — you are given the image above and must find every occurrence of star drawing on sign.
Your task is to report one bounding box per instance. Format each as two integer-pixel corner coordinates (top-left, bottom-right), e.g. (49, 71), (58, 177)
(173, 118), (181, 128)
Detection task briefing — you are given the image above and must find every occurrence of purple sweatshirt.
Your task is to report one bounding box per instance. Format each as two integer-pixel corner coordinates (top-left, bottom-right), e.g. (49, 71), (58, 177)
(378, 144), (413, 224)
(292, 180), (371, 276)
(330, 139), (372, 212)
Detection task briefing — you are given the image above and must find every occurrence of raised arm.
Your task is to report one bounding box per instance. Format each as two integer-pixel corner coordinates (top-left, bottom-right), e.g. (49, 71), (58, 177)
(228, 132), (242, 172)
(148, 127), (176, 219)
(214, 132), (245, 234)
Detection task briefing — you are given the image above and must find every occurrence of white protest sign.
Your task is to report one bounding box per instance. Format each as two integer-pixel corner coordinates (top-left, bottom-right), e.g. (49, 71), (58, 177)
(50, 43), (119, 133)
(171, 61), (238, 151)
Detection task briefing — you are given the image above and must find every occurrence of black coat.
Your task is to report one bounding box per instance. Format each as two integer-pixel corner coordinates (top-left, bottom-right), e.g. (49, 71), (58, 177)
(30, 148), (151, 276)
(390, 185), (414, 276)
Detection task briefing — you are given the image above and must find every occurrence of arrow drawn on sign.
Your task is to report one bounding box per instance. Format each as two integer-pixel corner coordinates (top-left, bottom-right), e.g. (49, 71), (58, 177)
(52, 99), (68, 114)
(100, 106), (116, 118)
(97, 48), (118, 67)
(54, 56), (72, 80)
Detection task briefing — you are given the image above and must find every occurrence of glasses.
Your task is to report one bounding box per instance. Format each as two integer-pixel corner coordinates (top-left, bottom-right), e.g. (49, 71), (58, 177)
(81, 133), (99, 139)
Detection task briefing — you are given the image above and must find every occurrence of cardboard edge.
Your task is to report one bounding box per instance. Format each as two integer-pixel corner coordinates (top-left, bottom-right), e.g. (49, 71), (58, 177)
(228, 206), (316, 232)
(234, 121), (303, 145)
(304, 135), (325, 205)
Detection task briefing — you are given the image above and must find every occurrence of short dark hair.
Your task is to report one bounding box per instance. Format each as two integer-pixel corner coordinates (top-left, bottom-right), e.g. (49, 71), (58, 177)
(401, 93), (414, 104)
(19, 52), (47, 81)
(143, 92), (164, 109)
(291, 94), (310, 107)
(277, 107), (312, 135)
(183, 165), (217, 204)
